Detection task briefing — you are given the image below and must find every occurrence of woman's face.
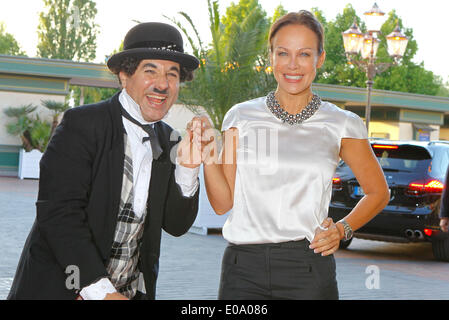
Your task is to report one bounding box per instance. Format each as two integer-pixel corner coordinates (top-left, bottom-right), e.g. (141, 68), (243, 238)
(270, 24), (325, 97)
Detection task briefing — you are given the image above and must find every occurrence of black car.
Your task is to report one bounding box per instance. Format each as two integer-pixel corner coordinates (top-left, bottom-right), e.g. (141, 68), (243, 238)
(329, 140), (449, 261)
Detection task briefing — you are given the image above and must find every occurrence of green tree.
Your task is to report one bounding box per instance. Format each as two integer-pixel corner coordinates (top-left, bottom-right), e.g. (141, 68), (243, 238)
(0, 22), (26, 56)
(4, 105), (52, 152)
(37, 0), (99, 61)
(41, 99), (71, 136)
(315, 5), (443, 96)
(3, 105), (36, 151)
(271, 4), (288, 24)
(437, 78), (449, 97)
(314, 4), (366, 88)
(221, 0), (269, 49)
(373, 10), (440, 95)
(167, 0), (276, 129)
(70, 43), (122, 106)
(70, 85), (119, 106)
(29, 116), (52, 152)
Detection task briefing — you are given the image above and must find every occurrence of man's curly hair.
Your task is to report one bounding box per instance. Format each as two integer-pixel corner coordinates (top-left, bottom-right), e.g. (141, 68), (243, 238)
(110, 56), (194, 84)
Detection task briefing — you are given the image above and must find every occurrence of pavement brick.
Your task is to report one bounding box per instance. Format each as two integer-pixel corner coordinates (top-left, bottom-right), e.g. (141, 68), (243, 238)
(1, 177), (449, 300)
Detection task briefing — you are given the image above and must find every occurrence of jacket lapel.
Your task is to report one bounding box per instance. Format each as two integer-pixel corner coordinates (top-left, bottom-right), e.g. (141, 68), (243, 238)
(107, 92), (126, 236)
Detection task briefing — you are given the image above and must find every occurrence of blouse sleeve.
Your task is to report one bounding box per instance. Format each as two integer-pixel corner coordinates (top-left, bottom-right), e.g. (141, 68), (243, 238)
(342, 111), (368, 139)
(221, 106), (240, 132)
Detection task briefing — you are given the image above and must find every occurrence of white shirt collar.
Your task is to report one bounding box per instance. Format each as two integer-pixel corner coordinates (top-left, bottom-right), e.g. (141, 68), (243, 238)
(120, 88), (157, 125)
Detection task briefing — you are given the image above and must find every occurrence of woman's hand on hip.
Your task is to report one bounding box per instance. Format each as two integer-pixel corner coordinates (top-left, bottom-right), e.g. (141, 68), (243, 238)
(309, 218), (342, 256)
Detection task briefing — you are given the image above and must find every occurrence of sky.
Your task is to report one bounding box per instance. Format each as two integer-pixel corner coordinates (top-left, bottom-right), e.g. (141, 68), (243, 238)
(0, 0), (448, 82)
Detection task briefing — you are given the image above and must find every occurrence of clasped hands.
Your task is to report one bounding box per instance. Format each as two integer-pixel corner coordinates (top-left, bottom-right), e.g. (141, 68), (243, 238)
(177, 116), (218, 168)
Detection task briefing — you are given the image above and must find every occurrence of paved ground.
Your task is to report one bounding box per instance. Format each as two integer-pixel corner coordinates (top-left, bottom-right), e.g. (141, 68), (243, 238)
(1, 176), (449, 300)
(157, 232), (449, 300)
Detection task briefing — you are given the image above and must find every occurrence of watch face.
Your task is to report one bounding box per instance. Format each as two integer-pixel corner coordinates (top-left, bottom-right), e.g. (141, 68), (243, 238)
(346, 228), (353, 240)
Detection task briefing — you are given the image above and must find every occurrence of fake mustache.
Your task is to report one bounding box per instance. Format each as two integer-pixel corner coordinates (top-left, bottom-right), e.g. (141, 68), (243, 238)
(150, 87), (168, 95)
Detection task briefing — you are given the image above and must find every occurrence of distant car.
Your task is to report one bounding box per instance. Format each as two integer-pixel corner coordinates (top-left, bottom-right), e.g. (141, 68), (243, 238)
(329, 140), (449, 262)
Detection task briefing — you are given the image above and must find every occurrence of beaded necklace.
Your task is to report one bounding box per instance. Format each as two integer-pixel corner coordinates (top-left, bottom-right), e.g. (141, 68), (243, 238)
(266, 91), (321, 125)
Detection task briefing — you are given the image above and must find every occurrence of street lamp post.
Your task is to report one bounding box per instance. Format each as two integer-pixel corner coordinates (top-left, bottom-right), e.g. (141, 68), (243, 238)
(341, 2), (409, 133)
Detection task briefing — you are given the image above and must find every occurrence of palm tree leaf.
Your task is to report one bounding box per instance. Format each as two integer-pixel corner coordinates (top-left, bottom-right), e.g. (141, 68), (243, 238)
(4, 104), (37, 118)
(177, 12), (205, 54)
(172, 0), (276, 129)
(164, 14), (201, 58)
(41, 99), (70, 113)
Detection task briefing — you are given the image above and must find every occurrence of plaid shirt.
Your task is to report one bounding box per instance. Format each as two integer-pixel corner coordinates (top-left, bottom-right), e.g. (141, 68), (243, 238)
(106, 133), (147, 299)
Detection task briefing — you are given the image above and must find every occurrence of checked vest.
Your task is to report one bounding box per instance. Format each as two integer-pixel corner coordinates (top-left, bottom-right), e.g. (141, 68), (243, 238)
(106, 133), (148, 299)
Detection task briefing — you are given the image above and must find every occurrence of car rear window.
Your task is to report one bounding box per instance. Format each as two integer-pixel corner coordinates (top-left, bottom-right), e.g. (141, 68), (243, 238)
(337, 144), (432, 172)
(371, 144), (431, 172)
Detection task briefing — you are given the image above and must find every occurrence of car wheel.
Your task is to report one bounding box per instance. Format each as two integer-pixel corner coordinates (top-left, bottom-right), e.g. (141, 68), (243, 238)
(339, 238), (353, 250)
(432, 237), (449, 262)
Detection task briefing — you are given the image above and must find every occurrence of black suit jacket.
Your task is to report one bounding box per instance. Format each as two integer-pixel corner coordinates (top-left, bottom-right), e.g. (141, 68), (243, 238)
(8, 92), (199, 300)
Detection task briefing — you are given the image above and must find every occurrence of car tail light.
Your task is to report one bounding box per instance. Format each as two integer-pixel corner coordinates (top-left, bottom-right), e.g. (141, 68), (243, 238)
(407, 179), (444, 195)
(423, 228), (433, 237)
(372, 144), (399, 150)
(332, 176), (342, 191)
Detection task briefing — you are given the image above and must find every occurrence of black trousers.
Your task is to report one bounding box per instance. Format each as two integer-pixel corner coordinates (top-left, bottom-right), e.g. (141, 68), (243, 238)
(218, 240), (339, 300)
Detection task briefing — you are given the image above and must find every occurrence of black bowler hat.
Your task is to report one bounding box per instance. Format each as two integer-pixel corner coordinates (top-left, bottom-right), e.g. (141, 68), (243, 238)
(107, 22), (199, 72)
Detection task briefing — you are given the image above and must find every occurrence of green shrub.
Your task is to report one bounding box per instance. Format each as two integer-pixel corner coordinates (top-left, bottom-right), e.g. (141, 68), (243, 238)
(4, 104), (52, 152)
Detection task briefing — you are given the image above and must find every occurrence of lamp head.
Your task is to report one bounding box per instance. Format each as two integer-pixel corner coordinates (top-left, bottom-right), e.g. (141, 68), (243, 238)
(386, 24), (409, 58)
(342, 20), (364, 55)
(364, 2), (386, 33)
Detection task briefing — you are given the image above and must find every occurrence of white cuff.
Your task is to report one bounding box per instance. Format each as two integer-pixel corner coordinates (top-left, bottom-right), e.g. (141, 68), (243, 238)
(79, 277), (117, 300)
(175, 164), (200, 197)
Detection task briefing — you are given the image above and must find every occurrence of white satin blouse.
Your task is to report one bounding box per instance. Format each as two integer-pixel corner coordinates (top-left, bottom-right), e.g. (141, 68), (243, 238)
(221, 95), (368, 245)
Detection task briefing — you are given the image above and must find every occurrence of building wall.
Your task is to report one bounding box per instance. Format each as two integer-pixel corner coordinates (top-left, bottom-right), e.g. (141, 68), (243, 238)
(368, 121), (400, 140)
(397, 122), (440, 141)
(354, 119), (442, 141)
(439, 128), (449, 141)
(399, 122), (413, 140)
(430, 125), (440, 140)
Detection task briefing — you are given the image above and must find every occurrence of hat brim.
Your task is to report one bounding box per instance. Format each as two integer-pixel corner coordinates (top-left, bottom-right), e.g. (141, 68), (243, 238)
(107, 48), (199, 72)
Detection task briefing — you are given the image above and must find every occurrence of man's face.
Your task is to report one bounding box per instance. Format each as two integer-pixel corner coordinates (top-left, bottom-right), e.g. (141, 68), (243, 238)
(119, 59), (181, 122)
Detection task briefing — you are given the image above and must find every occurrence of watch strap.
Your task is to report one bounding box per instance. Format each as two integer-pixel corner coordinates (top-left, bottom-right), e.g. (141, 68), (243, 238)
(338, 219), (353, 241)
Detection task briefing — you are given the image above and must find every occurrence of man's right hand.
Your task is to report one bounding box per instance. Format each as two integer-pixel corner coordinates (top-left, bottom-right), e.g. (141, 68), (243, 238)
(104, 292), (129, 300)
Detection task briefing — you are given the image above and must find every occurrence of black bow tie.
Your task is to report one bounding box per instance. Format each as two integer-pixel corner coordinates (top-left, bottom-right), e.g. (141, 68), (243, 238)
(120, 107), (163, 160)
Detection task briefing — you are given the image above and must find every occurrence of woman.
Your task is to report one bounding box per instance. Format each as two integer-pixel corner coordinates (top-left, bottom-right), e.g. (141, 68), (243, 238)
(191, 11), (390, 300)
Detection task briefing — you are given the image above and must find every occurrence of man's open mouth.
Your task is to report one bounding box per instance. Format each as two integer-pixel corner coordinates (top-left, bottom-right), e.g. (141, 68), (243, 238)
(146, 94), (167, 105)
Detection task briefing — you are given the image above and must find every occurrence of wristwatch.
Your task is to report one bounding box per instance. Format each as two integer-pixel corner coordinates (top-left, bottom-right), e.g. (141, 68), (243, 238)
(338, 219), (353, 241)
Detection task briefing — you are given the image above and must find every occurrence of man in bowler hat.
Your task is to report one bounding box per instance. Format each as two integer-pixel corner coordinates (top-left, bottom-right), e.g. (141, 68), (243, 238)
(8, 22), (204, 300)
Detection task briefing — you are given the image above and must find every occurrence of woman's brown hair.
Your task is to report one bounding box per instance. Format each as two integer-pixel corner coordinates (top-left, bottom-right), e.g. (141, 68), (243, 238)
(268, 10), (324, 55)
